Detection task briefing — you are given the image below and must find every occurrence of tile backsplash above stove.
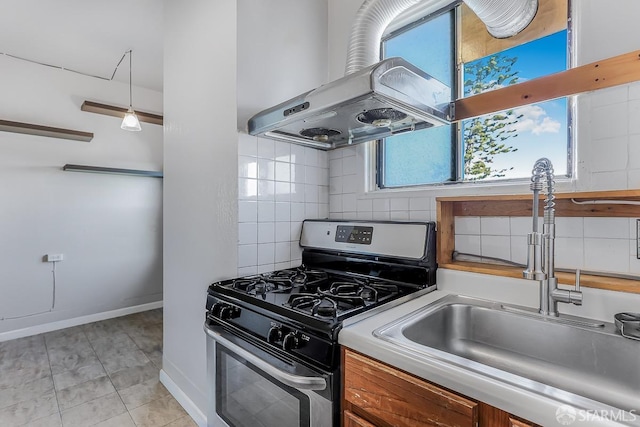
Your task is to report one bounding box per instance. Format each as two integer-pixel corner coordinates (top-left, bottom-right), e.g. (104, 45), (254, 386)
(237, 134), (330, 276)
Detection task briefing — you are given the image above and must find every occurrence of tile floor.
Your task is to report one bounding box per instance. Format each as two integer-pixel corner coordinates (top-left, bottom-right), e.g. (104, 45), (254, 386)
(0, 309), (197, 427)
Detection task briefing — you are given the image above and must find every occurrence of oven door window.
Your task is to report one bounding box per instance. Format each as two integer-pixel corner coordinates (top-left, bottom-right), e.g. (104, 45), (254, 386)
(216, 344), (311, 427)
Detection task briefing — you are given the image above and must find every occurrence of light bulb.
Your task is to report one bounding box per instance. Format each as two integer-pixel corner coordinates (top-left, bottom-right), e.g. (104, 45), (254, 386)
(121, 108), (142, 131)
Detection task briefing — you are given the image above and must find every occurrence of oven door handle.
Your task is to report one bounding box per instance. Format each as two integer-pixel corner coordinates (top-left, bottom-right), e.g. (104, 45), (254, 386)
(204, 326), (327, 391)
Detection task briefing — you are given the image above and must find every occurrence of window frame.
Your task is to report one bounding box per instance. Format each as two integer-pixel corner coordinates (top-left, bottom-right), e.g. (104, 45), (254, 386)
(375, 1), (574, 190)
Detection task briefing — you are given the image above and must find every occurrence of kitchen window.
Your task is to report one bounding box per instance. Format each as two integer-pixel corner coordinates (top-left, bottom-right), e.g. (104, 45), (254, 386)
(377, 1), (571, 188)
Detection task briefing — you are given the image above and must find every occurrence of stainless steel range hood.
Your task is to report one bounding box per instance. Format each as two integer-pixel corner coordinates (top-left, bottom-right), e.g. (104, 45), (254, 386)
(247, 57), (452, 150)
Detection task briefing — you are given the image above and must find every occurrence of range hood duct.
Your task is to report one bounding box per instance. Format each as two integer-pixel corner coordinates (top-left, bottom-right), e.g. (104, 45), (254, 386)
(248, 0), (538, 150)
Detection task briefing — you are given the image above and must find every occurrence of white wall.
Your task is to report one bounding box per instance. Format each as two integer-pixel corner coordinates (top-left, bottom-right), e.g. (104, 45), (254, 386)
(0, 54), (163, 337)
(163, 0), (238, 420)
(326, 0), (640, 279)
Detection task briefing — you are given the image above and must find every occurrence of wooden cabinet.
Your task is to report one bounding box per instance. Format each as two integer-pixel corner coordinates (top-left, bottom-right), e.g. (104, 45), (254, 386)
(342, 348), (537, 427)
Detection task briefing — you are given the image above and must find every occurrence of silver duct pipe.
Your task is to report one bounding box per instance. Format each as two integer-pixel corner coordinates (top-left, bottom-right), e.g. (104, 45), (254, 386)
(345, 0), (538, 75)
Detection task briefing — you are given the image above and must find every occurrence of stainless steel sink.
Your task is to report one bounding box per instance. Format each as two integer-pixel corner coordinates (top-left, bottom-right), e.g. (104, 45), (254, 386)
(374, 295), (640, 412)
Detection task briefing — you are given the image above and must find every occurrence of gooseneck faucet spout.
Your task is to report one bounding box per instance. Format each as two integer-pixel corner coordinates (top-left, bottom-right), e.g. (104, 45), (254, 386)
(523, 158), (582, 316)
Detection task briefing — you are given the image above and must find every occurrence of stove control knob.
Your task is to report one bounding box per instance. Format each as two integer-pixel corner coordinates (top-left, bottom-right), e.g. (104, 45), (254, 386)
(211, 303), (225, 317)
(267, 326), (283, 344)
(218, 305), (239, 320)
(282, 331), (301, 351)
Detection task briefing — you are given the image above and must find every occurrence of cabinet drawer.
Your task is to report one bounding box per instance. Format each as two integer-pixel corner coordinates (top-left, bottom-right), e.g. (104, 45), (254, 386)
(344, 410), (378, 427)
(343, 349), (478, 427)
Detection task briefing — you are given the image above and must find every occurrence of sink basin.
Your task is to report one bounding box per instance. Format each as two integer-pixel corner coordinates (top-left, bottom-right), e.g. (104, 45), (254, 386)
(374, 295), (640, 412)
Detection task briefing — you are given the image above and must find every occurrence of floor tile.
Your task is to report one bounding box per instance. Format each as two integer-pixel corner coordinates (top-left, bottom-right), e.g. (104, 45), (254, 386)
(0, 375), (54, 410)
(108, 361), (159, 391)
(60, 392), (126, 427)
(165, 415), (199, 427)
(47, 343), (99, 375)
(24, 411), (62, 427)
(98, 347), (150, 374)
(0, 390), (58, 426)
(145, 349), (163, 369)
(44, 327), (88, 351)
(0, 335), (46, 360)
(93, 411), (136, 427)
(56, 375), (115, 411)
(128, 394), (187, 427)
(0, 347), (50, 372)
(91, 333), (139, 356)
(83, 319), (125, 342)
(0, 365), (51, 390)
(118, 377), (169, 411)
(53, 362), (107, 391)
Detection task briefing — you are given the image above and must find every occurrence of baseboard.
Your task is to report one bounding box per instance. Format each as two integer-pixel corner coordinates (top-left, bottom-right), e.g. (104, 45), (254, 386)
(0, 301), (163, 343)
(160, 369), (207, 427)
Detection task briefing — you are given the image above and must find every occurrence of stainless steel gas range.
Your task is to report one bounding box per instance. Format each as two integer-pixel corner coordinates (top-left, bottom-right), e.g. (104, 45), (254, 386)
(204, 220), (437, 427)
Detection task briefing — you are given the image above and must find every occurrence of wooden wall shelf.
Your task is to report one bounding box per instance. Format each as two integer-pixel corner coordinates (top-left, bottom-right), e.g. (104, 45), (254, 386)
(0, 119), (93, 142)
(437, 190), (640, 294)
(63, 164), (163, 178)
(81, 101), (163, 126)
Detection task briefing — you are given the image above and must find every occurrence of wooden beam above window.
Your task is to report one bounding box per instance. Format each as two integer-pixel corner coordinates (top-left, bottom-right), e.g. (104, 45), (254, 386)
(81, 101), (163, 126)
(452, 50), (640, 121)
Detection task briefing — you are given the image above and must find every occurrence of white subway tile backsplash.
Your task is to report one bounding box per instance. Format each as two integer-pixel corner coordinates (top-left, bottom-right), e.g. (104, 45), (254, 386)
(274, 141), (291, 162)
(555, 237), (584, 269)
(275, 262), (291, 271)
(342, 211), (357, 220)
(257, 222), (275, 243)
(409, 210), (431, 221)
(275, 202), (291, 222)
(291, 244), (303, 261)
(290, 221), (303, 242)
(510, 235), (527, 265)
(238, 223), (258, 245)
(318, 150), (328, 167)
(305, 148), (318, 167)
(329, 176), (343, 195)
(328, 149), (342, 160)
(342, 155), (357, 175)
(319, 203), (329, 219)
(589, 171), (627, 190)
(238, 156), (258, 178)
(290, 183), (305, 203)
(357, 211), (373, 220)
(238, 201), (258, 223)
(257, 263), (275, 274)
(630, 218), (640, 240)
(275, 161), (290, 182)
(455, 235), (481, 255)
(455, 217), (481, 235)
(238, 244), (257, 268)
(627, 169), (640, 189)
(481, 235), (511, 260)
(555, 217), (584, 238)
(291, 203), (306, 222)
(629, 100), (640, 135)
(319, 186), (329, 205)
(356, 199), (373, 213)
(372, 199), (390, 212)
(329, 195), (343, 212)
(584, 217), (629, 239)
(329, 158), (343, 177)
(290, 144), (306, 165)
(274, 182), (291, 202)
(590, 85), (628, 108)
(588, 136), (628, 173)
(305, 202), (319, 218)
(342, 176), (357, 194)
(480, 217), (510, 236)
(275, 222), (290, 242)
(257, 179), (275, 201)
(238, 178), (258, 200)
(584, 238), (629, 273)
(257, 138), (275, 159)
(319, 167), (329, 186)
(257, 201), (275, 222)
(305, 184), (319, 203)
(258, 159), (275, 180)
(291, 163), (305, 184)
(275, 242), (291, 263)
(238, 133), (258, 157)
(342, 193), (357, 212)
(409, 198), (429, 211)
(390, 211), (410, 221)
(238, 266), (258, 276)
(390, 198), (409, 212)
(257, 243), (275, 265)
(592, 103), (628, 140)
(372, 211), (391, 221)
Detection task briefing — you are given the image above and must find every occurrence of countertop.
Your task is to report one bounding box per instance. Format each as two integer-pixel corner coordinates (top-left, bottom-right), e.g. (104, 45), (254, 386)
(339, 269), (640, 427)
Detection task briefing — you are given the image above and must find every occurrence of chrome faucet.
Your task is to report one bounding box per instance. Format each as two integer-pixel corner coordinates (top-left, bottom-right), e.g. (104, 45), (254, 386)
(523, 158), (582, 316)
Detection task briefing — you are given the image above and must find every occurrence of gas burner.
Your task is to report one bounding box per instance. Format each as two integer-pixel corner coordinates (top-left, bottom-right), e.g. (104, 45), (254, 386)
(287, 294), (339, 318)
(232, 276), (291, 296)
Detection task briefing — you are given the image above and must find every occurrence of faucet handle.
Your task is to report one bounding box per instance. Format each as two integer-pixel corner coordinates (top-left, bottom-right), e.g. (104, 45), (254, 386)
(575, 268), (581, 292)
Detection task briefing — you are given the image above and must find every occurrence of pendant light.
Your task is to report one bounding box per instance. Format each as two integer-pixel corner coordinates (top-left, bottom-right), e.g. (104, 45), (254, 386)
(121, 50), (141, 132)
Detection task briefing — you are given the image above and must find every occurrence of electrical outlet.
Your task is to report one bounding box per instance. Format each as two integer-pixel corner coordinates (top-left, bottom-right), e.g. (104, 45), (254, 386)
(44, 254), (64, 262)
(637, 219), (640, 260)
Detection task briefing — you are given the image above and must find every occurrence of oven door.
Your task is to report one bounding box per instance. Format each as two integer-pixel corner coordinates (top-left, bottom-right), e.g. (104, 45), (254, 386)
(204, 324), (334, 427)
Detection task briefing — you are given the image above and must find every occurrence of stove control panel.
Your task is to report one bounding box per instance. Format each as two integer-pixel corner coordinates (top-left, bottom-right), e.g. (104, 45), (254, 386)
(335, 225), (373, 245)
(209, 302), (241, 321)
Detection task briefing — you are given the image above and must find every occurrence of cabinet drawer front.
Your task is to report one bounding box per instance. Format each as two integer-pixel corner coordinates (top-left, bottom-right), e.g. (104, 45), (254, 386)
(344, 410), (378, 427)
(344, 349), (478, 427)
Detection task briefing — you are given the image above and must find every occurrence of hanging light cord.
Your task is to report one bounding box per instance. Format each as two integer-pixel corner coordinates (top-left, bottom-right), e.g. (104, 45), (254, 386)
(1, 49), (133, 84)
